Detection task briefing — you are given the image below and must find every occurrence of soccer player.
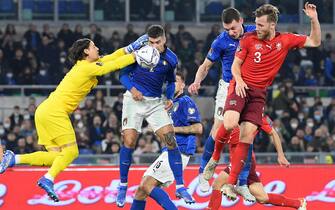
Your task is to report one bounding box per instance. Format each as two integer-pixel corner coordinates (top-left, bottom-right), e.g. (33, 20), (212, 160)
(204, 114), (289, 202)
(130, 71), (202, 210)
(207, 119), (306, 210)
(217, 3), (321, 200)
(117, 25), (194, 207)
(0, 38), (146, 202)
(188, 7), (256, 192)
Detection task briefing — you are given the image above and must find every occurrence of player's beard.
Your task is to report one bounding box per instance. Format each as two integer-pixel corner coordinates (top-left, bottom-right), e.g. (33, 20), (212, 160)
(257, 30), (271, 40)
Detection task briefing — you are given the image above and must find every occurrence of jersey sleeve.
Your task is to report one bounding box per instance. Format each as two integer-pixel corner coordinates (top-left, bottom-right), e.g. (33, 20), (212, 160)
(166, 64), (176, 83)
(285, 33), (307, 49)
(184, 99), (201, 123)
(85, 54), (135, 76)
(99, 48), (127, 63)
(260, 115), (273, 135)
(206, 38), (223, 62)
(235, 36), (249, 61)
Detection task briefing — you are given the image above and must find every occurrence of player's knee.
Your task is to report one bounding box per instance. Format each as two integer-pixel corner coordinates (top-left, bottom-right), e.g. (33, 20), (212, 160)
(62, 145), (79, 160)
(162, 131), (177, 148)
(122, 132), (137, 148)
(255, 194), (268, 204)
(137, 184), (151, 197)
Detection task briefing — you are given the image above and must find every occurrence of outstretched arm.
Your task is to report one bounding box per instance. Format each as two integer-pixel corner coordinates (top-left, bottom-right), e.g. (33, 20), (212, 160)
(268, 128), (290, 167)
(188, 58), (214, 95)
(303, 2), (321, 47)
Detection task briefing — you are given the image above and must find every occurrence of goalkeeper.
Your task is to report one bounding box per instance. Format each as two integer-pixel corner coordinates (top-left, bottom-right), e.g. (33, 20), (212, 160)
(116, 24), (195, 208)
(0, 38), (148, 202)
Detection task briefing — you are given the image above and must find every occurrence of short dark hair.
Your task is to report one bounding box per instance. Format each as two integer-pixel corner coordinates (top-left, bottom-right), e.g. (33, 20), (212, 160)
(147, 25), (165, 38)
(68, 38), (91, 64)
(176, 71), (185, 82)
(254, 4), (280, 23)
(221, 7), (241, 24)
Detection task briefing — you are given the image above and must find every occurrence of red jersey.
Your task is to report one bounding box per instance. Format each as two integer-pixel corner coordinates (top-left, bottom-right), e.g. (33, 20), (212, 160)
(228, 115), (273, 145)
(235, 31), (307, 88)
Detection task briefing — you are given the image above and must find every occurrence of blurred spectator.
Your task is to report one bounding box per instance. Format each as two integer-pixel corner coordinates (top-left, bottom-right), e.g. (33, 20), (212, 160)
(73, 24), (84, 41)
(23, 24), (41, 51)
(57, 23), (74, 49)
(123, 24), (139, 45)
(9, 105), (23, 130)
(85, 24), (104, 51)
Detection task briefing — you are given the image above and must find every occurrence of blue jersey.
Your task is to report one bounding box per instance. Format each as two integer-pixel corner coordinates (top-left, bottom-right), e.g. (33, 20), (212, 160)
(120, 47), (177, 98)
(206, 25), (256, 83)
(172, 94), (201, 155)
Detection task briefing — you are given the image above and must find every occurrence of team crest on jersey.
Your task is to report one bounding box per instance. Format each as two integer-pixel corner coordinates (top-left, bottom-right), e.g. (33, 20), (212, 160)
(163, 60), (167, 66)
(96, 62), (103, 66)
(123, 118), (128, 126)
(276, 42), (282, 51)
(255, 44), (263, 50)
(173, 102), (179, 112)
(229, 100), (237, 106)
(188, 107), (195, 115)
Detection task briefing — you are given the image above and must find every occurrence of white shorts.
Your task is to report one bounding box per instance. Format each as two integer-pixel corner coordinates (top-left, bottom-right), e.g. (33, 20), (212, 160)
(143, 151), (190, 187)
(214, 79), (230, 120)
(121, 91), (173, 133)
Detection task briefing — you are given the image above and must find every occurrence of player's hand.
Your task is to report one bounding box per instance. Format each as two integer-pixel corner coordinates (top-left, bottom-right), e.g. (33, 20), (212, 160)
(164, 99), (173, 110)
(277, 154), (290, 167)
(188, 82), (201, 95)
(130, 87), (144, 101)
(303, 2), (318, 20)
(125, 34), (149, 53)
(235, 79), (249, 98)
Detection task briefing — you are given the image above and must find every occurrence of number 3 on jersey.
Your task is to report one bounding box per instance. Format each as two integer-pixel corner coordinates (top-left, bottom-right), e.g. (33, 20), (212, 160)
(254, 51), (261, 63)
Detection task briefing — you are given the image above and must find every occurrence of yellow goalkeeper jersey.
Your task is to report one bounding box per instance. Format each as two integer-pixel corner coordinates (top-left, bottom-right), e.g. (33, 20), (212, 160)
(47, 48), (134, 113)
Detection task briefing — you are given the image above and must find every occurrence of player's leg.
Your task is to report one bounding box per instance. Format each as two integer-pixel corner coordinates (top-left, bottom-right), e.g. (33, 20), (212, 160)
(146, 100), (194, 204)
(206, 170), (229, 210)
(249, 182), (306, 209)
(118, 92), (143, 207)
(203, 110), (240, 180)
(198, 118), (222, 192)
(234, 145), (256, 202)
(0, 145), (60, 173)
(221, 121), (257, 200)
(199, 79), (229, 192)
(155, 125), (194, 203)
(222, 88), (266, 200)
(131, 176), (177, 210)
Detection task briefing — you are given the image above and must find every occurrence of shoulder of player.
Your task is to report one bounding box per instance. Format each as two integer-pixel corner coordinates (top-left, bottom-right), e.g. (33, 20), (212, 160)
(244, 24), (256, 32)
(241, 31), (257, 39)
(180, 95), (198, 108)
(163, 48), (178, 67)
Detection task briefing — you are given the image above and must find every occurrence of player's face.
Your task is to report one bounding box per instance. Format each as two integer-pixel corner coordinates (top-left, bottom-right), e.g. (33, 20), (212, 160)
(85, 41), (100, 61)
(149, 36), (166, 53)
(175, 75), (185, 94)
(223, 18), (243, 39)
(255, 15), (276, 40)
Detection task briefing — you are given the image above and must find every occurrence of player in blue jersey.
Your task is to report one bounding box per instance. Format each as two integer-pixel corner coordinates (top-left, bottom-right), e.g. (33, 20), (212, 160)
(188, 7), (256, 193)
(130, 71), (202, 210)
(117, 25), (194, 207)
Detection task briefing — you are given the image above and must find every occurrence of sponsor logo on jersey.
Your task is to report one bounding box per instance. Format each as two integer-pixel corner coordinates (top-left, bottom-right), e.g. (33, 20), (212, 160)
(276, 42), (282, 51)
(96, 62), (103, 66)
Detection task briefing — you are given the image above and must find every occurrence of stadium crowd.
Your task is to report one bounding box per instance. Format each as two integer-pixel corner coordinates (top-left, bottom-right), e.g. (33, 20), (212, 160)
(0, 23), (334, 160)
